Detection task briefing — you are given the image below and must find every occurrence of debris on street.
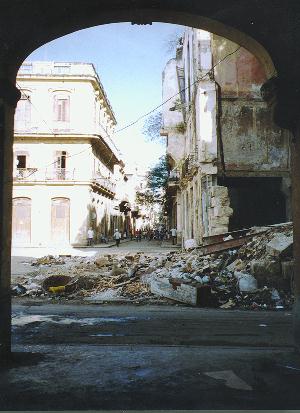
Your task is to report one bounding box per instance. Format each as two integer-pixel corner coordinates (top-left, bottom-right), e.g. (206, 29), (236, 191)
(12, 222), (294, 309)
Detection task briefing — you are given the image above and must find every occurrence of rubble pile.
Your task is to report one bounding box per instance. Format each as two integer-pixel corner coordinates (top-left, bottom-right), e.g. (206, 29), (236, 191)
(11, 223), (294, 309)
(12, 253), (168, 303)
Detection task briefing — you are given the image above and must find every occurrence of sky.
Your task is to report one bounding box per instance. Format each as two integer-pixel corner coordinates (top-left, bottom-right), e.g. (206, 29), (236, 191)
(27, 23), (184, 173)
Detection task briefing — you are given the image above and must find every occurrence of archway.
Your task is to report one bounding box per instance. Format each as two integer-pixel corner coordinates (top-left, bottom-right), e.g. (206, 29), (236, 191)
(1, 1), (300, 359)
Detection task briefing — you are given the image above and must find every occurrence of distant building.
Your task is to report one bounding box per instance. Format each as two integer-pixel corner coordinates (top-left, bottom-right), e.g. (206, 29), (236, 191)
(124, 166), (160, 233)
(13, 61), (126, 246)
(162, 29), (291, 246)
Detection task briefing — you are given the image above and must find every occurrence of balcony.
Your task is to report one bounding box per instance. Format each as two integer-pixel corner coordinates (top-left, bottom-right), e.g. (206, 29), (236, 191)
(92, 172), (116, 194)
(13, 168), (117, 197)
(45, 168), (75, 181)
(181, 152), (199, 180)
(13, 168), (38, 180)
(14, 168), (78, 182)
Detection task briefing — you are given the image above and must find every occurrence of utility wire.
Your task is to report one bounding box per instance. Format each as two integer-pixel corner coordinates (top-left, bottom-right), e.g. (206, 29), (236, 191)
(15, 82), (117, 180)
(14, 46), (241, 181)
(114, 46), (241, 134)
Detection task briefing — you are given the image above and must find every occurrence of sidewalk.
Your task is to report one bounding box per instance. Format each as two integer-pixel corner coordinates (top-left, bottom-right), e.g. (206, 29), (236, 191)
(76, 238), (131, 249)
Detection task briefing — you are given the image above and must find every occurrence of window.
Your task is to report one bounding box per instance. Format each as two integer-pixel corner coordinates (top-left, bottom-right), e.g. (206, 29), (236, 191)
(53, 94), (70, 122)
(56, 151), (67, 169)
(15, 94), (31, 129)
(54, 151), (67, 179)
(17, 155), (26, 169)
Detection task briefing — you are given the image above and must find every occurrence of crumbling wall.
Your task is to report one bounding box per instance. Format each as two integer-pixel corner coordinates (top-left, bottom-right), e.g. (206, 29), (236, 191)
(220, 101), (290, 173)
(212, 34), (291, 175)
(209, 185), (233, 235)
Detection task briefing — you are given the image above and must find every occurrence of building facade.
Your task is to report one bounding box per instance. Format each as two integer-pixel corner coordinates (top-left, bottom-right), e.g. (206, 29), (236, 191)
(162, 29), (291, 246)
(13, 61), (125, 247)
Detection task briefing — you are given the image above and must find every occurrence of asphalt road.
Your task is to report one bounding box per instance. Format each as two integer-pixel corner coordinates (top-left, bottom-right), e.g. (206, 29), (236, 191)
(1, 300), (299, 410)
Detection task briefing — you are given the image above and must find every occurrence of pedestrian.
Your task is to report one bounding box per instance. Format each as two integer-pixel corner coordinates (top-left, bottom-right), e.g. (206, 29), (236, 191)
(170, 227), (177, 245)
(87, 227), (94, 246)
(100, 233), (107, 244)
(114, 228), (121, 247)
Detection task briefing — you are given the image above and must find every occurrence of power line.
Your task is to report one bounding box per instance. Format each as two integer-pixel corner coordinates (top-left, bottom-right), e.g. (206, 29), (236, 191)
(15, 82), (119, 179)
(14, 45), (241, 182)
(114, 46), (241, 134)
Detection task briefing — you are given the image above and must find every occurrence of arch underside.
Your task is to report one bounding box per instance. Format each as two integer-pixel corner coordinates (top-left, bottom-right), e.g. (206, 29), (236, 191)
(2, 2), (276, 80)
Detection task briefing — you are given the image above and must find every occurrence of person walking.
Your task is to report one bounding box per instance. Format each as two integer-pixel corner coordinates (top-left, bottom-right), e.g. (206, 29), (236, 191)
(114, 228), (121, 247)
(87, 227), (94, 246)
(170, 227), (177, 245)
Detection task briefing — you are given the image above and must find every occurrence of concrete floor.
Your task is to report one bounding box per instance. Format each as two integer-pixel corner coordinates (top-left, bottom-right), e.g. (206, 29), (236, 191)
(1, 301), (299, 410)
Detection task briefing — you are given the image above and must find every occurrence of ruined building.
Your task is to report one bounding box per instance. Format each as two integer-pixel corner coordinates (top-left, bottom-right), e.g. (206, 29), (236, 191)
(13, 61), (127, 246)
(162, 28), (291, 246)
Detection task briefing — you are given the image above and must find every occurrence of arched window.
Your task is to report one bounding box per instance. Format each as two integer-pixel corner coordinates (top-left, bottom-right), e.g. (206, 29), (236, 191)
(12, 197), (31, 245)
(51, 198), (70, 244)
(53, 93), (70, 122)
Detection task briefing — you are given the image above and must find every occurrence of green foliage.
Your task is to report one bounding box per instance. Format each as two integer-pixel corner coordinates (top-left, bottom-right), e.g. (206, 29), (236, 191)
(135, 190), (156, 206)
(175, 121), (186, 134)
(142, 112), (163, 143)
(146, 155), (169, 197)
(135, 156), (169, 208)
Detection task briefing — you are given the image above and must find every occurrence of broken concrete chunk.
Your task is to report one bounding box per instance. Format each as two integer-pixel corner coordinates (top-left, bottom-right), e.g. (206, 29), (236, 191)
(266, 234), (293, 258)
(184, 239), (197, 249)
(234, 271), (257, 292)
(250, 259), (281, 278)
(150, 278), (214, 306)
(95, 257), (110, 268)
(226, 259), (245, 272)
(109, 263), (127, 277)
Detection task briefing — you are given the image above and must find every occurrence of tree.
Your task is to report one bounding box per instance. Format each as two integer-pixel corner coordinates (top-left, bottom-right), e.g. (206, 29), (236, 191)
(135, 155), (169, 208)
(142, 111), (163, 143)
(146, 155), (169, 199)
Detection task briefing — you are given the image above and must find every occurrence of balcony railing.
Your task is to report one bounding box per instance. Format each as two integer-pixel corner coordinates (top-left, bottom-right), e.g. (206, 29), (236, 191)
(92, 173), (116, 193)
(14, 168), (116, 194)
(14, 168), (77, 181)
(14, 168), (38, 180)
(45, 168), (75, 181)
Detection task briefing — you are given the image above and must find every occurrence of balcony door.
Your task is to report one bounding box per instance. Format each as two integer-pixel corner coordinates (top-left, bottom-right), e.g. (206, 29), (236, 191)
(51, 198), (70, 244)
(12, 198), (31, 246)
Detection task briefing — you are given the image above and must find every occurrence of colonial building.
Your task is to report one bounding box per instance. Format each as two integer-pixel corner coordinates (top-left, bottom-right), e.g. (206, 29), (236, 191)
(162, 29), (291, 246)
(13, 61), (125, 247)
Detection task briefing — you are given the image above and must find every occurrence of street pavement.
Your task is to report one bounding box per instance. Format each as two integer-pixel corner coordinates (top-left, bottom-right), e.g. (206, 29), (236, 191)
(1, 301), (299, 410)
(5, 240), (300, 410)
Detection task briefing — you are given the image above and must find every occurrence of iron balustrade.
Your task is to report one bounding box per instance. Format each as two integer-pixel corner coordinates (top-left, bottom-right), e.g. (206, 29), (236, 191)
(92, 173), (116, 193)
(14, 168), (38, 180)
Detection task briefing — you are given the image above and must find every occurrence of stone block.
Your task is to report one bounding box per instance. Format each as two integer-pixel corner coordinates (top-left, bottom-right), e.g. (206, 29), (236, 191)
(213, 206), (233, 217)
(211, 216), (229, 226)
(150, 278), (213, 306)
(266, 234), (293, 258)
(210, 186), (228, 198)
(210, 226), (228, 236)
(250, 259), (282, 278)
(211, 197), (230, 208)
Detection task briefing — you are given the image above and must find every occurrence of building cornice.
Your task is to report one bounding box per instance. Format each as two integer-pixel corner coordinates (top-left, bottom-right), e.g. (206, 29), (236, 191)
(14, 133), (121, 169)
(17, 73), (117, 124)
